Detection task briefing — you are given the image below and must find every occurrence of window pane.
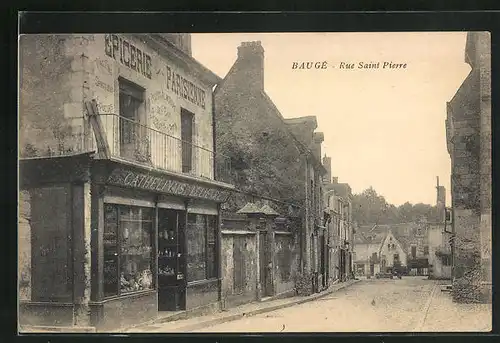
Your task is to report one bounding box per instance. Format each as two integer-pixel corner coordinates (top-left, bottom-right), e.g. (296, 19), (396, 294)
(104, 204), (119, 297)
(206, 216), (217, 279)
(186, 214), (206, 282)
(119, 206), (153, 294)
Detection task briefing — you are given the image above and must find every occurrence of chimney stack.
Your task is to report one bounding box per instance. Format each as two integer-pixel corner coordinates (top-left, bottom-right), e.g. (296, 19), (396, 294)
(322, 155), (332, 184)
(237, 41), (265, 90)
(436, 176), (446, 223)
(312, 132), (324, 161)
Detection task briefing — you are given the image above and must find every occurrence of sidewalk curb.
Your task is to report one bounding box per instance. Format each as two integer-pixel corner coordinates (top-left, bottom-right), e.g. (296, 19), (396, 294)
(157, 279), (361, 332)
(19, 325), (97, 333)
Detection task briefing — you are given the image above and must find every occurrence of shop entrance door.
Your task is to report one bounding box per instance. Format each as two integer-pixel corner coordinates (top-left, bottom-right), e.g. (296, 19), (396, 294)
(158, 209), (187, 311)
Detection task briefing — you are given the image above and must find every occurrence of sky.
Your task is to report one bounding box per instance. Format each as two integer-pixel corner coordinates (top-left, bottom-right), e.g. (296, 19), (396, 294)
(191, 32), (471, 206)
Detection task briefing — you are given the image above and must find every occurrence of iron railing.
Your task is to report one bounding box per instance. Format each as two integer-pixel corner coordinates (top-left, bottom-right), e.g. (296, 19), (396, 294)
(99, 113), (232, 183)
(19, 114), (232, 184)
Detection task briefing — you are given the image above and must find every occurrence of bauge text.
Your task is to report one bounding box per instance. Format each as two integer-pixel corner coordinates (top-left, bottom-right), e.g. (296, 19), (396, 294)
(291, 61), (408, 70)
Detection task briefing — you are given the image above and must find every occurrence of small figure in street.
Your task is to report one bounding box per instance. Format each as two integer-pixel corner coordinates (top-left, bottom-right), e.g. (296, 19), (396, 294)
(371, 298), (376, 306)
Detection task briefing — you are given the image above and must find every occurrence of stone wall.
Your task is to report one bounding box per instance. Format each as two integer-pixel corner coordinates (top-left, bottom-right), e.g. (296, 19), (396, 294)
(447, 32), (490, 303)
(19, 35), (81, 157)
(19, 191), (32, 301)
(476, 32), (492, 300)
(220, 232), (258, 308)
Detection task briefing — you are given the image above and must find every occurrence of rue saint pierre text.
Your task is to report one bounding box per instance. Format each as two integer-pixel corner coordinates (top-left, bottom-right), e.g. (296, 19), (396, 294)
(292, 61), (407, 70)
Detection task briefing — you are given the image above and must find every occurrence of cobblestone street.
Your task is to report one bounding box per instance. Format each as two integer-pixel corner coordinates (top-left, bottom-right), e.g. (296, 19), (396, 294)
(186, 277), (491, 333)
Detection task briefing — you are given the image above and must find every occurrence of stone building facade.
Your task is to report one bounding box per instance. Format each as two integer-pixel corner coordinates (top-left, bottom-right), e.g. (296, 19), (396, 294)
(446, 31), (491, 303)
(427, 180), (452, 280)
(18, 33), (234, 331)
(214, 41), (326, 297)
(322, 156), (354, 283)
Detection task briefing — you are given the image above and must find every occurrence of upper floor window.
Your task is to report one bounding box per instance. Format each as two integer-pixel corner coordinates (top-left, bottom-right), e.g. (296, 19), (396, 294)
(423, 245), (429, 255)
(118, 78), (148, 162)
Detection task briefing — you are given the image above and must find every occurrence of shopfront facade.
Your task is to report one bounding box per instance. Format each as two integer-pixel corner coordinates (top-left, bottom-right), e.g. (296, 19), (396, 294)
(19, 158), (232, 331)
(19, 33), (233, 331)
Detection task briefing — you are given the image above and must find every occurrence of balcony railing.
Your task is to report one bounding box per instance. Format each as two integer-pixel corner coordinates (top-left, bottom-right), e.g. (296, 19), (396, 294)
(19, 114), (232, 184)
(99, 113), (232, 183)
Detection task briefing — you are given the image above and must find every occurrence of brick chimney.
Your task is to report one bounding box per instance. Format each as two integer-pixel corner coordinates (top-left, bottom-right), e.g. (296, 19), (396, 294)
(435, 176), (446, 222)
(312, 132), (324, 161)
(322, 155), (332, 184)
(237, 41), (264, 90)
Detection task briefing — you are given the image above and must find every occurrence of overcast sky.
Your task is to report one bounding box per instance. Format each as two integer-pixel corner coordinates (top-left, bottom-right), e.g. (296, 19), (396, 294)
(191, 32), (471, 206)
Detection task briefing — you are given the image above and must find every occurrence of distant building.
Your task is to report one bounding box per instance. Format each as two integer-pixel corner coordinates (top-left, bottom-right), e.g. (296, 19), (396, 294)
(354, 225), (408, 276)
(322, 156), (354, 283)
(446, 32), (491, 303)
(354, 221), (432, 276)
(427, 178), (452, 280)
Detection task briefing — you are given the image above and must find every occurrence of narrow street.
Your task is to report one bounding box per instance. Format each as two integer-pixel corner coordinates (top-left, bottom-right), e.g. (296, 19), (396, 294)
(186, 277), (491, 333)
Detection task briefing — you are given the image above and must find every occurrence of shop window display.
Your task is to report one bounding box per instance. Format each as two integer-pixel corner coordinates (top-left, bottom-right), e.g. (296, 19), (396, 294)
(186, 214), (217, 282)
(103, 204), (153, 297)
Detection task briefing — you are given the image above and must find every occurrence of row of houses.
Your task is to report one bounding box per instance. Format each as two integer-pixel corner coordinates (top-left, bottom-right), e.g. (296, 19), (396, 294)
(352, 181), (452, 280)
(350, 32), (492, 306)
(18, 34), (355, 331)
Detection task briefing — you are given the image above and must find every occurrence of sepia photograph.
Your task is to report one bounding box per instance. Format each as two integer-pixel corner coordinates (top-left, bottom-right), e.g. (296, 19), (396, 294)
(18, 30), (492, 333)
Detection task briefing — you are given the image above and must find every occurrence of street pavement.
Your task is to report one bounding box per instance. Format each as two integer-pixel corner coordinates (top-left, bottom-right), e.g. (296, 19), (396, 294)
(188, 277), (491, 333)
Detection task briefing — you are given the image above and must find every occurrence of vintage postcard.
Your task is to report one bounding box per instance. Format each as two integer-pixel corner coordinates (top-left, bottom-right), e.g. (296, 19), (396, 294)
(18, 31), (492, 333)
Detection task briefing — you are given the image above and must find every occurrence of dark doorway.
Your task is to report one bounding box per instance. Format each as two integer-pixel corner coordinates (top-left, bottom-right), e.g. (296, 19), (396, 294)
(233, 236), (246, 294)
(340, 249), (346, 281)
(320, 234), (326, 289)
(259, 231), (272, 297)
(157, 209), (187, 311)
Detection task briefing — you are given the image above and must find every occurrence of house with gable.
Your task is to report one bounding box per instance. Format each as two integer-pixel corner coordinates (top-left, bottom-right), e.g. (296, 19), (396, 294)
(378, 230), (408, 273)
(214, 40), (327, 299)
(353, 224), (409, 276)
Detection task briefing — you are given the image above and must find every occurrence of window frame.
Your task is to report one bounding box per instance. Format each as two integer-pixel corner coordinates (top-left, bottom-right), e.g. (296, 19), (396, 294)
(180, 108), (195, 173)
(103, 203), (154, 299)
(117, 78), (149, 162)
(186, 213), (218, 283)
